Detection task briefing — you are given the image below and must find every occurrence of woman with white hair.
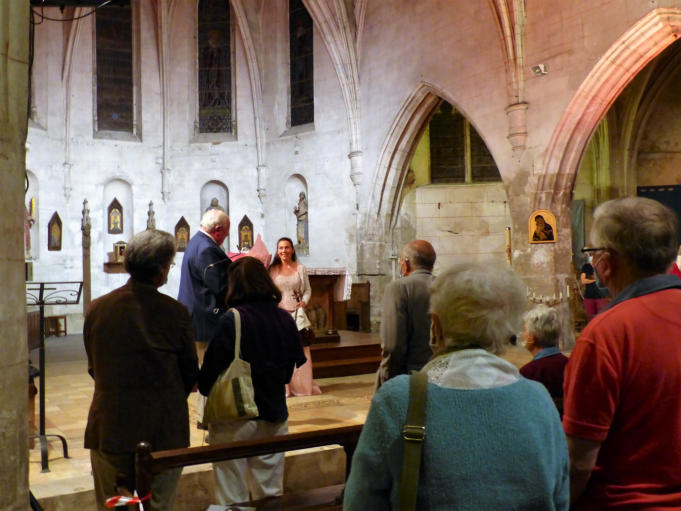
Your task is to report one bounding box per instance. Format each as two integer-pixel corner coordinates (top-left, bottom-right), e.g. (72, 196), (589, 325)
(520, 305), (568, 411)
(344, 262), (568, 510)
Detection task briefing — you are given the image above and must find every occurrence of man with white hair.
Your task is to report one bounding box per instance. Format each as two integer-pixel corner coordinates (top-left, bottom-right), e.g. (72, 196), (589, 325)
(563, 197), (681, 509)
(178, 209), (231, 357)
(375, 239), (436, 389)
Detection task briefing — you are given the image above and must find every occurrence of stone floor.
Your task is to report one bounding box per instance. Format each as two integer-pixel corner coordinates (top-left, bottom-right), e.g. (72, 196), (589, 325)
(28, 332), (533, 509)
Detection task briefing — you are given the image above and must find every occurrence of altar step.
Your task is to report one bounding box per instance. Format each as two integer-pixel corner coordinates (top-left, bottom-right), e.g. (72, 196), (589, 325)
(311, 330), (381, 379)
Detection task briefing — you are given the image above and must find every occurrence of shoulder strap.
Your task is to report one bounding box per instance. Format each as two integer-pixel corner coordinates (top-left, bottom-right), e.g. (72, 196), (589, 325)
(399, 370), (428, 511)
(228, 308), (242, 360)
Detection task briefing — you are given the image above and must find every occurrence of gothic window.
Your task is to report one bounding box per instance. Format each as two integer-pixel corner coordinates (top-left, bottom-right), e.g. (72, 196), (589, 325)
(198, 0), (232, 134)
(289, 0), (314, 127)
(429, 101), (501, 183)
(95, 1), (134, 133)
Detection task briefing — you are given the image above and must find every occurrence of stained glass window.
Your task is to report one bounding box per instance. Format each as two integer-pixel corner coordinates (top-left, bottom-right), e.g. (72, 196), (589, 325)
(198, 0), (232, 133)
(96, 1), (133, 133)
(289, 0), (314, 126)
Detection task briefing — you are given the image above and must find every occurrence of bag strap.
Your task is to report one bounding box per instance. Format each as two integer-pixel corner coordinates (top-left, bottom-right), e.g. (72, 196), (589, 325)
(399, 370), (428, 511)
(229, 308), (242, 360)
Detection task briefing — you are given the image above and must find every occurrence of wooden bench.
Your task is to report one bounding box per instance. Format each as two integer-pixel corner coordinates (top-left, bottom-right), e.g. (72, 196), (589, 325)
(135, 424), (363, 510)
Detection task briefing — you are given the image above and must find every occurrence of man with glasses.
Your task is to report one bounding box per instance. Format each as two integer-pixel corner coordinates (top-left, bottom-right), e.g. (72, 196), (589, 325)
(564, 197), (681, 509)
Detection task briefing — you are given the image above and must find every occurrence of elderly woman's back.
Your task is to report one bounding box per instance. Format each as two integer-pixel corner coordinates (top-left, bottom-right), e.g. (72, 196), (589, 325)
(344, 262), (568, 510)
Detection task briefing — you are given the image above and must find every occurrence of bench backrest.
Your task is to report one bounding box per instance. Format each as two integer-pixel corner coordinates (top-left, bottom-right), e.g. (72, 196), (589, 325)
(134, 423), (363, 510)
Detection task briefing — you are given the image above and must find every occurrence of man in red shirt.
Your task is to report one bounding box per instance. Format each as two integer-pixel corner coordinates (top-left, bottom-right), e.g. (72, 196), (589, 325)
(563, 197), (681, 509)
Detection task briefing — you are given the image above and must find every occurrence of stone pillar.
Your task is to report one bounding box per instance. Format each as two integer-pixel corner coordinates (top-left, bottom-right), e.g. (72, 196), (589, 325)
(0, 2), (30, 509)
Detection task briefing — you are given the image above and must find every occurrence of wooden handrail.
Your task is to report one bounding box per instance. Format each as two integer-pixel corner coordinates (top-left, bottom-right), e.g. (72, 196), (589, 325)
(135, 423), (363, 510)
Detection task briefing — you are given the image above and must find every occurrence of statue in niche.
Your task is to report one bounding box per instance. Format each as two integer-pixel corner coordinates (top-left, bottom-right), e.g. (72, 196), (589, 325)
(24, 199), (35, 259)
(238, 215), (254, 251)
(205, 197), (225, 212)
(146, 201), (156, 230)
(175, 217), (190, 252)
(48, 212), (62, 251)
(294, 191), (309, 254)
(108, 198), (123, 234)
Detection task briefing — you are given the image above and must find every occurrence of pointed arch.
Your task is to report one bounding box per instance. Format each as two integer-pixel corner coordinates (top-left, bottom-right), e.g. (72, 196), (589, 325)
(540, 8), (681, 211)
(364, 82), (446, 235)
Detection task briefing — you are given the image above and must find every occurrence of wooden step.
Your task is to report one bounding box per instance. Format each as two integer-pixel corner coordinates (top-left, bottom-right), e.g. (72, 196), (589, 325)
(308, 330), (382, 378)
(312, 357), (380, 379)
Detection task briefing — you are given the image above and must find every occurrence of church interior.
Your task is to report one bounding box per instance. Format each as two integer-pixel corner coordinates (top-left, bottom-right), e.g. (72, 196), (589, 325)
(4, 0), (681, 508)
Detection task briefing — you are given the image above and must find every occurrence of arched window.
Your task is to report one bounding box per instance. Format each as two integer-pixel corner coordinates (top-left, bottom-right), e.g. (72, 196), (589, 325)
(95, 0), (135, 135)
(429, 101), (500, 183)
(289, 0), (314, 126)
(198, 0), (233, 134)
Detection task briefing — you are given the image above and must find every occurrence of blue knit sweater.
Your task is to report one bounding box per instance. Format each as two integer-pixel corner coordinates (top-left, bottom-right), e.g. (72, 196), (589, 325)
(344, 375), (569, 510)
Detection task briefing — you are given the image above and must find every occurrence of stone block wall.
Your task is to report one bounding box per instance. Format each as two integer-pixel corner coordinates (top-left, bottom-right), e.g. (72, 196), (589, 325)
(413, 183), (511, 272)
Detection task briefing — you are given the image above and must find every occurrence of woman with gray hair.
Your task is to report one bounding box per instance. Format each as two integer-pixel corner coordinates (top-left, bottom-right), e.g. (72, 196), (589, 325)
(520, 305), (568, 412)
(344, 262), (568, 510)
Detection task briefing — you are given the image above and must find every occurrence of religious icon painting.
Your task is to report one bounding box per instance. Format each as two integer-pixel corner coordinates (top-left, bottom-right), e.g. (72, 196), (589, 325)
(238, 215), (253, 251)
(47, 212), (62, 251)
(175, 217), (190, 252)
(107, 198), (123, 234)
(529, 209), (557, 244)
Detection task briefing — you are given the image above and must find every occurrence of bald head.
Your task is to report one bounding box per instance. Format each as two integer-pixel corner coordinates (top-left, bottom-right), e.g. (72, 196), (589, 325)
(401, 240), (436, 274)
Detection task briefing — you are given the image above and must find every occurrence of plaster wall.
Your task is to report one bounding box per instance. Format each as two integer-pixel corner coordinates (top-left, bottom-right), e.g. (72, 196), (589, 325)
(358, 0), (681, 302)
(26, 0), (357, 316)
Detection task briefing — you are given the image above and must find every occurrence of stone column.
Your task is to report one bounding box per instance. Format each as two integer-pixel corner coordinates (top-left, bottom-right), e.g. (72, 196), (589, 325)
(0, 2), (30, 509)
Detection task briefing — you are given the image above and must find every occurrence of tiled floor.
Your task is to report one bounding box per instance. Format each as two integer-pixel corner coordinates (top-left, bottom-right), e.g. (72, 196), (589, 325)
(28, 332), (533, 503)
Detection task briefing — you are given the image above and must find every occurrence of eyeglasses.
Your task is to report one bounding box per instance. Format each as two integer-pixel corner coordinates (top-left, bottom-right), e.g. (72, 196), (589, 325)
(581, 247), (607, 254)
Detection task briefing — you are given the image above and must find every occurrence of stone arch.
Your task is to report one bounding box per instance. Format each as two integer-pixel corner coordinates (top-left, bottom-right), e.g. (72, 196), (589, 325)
(366, 81), (493, 236)
(540, 8), (681, 211)
(365, 82), (442, 236)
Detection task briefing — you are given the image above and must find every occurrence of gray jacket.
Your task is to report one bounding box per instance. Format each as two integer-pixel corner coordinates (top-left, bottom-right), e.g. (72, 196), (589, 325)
(376, 268), (432, 389)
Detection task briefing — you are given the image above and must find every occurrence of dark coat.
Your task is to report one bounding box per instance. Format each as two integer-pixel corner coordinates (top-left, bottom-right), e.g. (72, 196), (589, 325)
(177, 231), (231, 342)
(198, 301), (306, 422)
(84, 279), (198, 454)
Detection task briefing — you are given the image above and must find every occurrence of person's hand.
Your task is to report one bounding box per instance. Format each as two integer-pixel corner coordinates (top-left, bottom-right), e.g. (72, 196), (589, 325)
(298, 301), (307, 309)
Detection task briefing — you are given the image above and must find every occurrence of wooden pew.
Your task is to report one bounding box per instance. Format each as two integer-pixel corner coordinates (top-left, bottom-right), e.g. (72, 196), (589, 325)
(135, 424), (363, 510)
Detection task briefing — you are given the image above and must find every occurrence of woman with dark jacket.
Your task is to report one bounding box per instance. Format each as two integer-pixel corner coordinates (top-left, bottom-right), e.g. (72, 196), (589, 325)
(198, 256), (306, 505)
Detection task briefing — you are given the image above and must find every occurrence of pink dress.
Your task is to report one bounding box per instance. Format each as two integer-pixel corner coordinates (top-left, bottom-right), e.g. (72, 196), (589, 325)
(270, 264), (322, 397)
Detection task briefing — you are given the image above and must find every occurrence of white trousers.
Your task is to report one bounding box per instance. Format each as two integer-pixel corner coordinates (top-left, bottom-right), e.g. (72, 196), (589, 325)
(208, 419), (288, 505)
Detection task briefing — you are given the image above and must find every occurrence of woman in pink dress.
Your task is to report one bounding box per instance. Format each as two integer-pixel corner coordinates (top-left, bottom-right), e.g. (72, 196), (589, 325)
(269, 237), (322, 396)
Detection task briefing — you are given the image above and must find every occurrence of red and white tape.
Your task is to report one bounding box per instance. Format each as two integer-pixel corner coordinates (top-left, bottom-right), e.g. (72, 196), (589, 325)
(105, 491), (150, 509)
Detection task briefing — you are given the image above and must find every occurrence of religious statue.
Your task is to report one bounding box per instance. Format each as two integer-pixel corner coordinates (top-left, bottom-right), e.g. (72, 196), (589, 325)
(24, 203), (35, 259)
(205, 197), (225, 212)
(294, 191), (309, 254)
(81, 199), (91, 250)
(146, 201), (156, 230)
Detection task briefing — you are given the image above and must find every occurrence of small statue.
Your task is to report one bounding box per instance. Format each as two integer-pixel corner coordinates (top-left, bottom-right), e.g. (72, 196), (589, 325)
(146, 201), (156, 230)
(81, 199), (91, 249)
(205, 197), (225, 212)
(294, 191), (309, 254)
(24, 205), (35, 259)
